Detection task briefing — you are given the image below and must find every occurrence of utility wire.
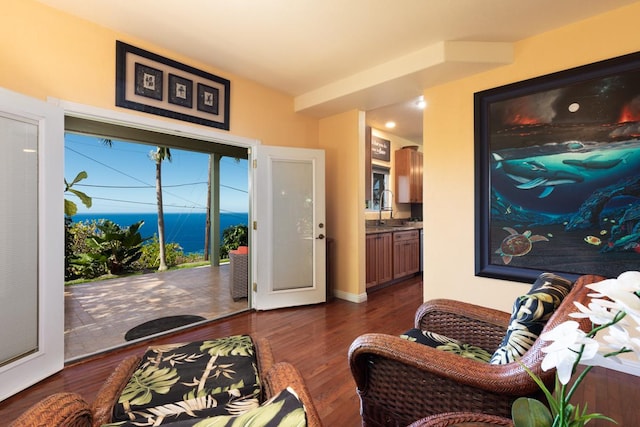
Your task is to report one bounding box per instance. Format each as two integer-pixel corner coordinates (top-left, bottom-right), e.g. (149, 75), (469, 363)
(89, 196), (246, 218)
(66, 146), (152, 187)
(75, 182), (248, 193)
(66, 145), (207, 208)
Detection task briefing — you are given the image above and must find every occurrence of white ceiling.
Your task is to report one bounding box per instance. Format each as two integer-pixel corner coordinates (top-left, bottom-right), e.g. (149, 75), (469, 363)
(37, 0), (638, 143)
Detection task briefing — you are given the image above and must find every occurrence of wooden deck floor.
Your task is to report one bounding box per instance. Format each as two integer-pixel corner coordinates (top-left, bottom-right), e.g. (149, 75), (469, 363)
(65, 263), (248, 361)
(3, 276), (640, 426)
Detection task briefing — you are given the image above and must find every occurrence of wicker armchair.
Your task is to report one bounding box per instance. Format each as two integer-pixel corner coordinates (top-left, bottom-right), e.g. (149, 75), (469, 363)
(10, 337), (322, 427)
(348, 274), (603, 427)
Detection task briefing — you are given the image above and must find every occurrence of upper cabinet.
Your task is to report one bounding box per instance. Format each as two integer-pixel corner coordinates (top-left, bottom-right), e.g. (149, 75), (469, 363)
(395, 147), (423, 203)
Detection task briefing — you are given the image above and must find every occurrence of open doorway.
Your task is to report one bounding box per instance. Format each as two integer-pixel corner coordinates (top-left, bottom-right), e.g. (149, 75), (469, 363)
(63, 129), (250, 361)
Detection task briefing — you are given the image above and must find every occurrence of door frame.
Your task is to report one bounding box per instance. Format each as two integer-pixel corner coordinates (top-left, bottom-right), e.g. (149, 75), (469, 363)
(0, 89), (64, 401)
(57, 99), (260, 302)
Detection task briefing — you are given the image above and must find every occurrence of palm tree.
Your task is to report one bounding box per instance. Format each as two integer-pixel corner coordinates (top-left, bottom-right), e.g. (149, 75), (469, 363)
(150, 146), (172, 271)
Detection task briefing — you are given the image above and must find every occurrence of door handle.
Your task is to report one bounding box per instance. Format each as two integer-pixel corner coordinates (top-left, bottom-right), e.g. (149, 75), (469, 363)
(317, 234), (325, 240)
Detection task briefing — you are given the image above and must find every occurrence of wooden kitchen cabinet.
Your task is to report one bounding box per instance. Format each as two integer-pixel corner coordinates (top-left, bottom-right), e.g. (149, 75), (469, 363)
(395, 148), (423, 203)
(366, 232), (393, 288)
(393, 230), (420, 279)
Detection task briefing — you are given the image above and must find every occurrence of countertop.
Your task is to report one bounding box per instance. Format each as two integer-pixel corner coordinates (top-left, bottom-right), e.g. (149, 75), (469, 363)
(366, 221), (423, 234)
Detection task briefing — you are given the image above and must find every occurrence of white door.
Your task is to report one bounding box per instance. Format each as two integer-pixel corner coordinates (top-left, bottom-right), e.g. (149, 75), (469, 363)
(0, 89), (64, 401)
(253, 146), (326, 310)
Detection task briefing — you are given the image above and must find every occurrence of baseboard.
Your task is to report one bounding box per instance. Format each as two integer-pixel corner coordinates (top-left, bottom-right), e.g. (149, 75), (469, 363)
(333, 289), (368, 303)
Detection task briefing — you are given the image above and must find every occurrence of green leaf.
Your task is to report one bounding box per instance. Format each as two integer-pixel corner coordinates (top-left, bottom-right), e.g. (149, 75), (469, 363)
(512, 397), (553, 427)
(64, 199), (77, 217)
(69, 171), (88, 186)
(69, 188), (92, 208)
(118, 366), (179, 406)
(519, 362), (560, 415)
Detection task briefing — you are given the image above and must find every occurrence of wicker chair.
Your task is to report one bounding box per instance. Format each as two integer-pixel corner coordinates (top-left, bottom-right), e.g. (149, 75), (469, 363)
(348, 274), (603, 427)
(10, 337), (322, 427)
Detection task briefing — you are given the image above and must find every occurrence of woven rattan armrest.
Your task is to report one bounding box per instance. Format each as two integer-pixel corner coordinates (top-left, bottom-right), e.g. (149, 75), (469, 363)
(9, 392), (92, 427)
(263, 362), (323, 427)
(408, 411), (513, 427)
(255, 336), (275, 378)
(91, 354), (141, 427)
(414, 299), (511, 351)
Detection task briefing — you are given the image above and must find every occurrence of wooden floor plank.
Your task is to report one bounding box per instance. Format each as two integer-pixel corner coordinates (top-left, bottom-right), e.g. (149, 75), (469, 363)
(2, 276), (640, 426)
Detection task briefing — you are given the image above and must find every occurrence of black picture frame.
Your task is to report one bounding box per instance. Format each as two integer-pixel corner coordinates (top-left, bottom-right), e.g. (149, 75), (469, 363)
(168, 74), (193, 108)
(135, 63), (163, 100)
(475, 51), (640, 283)
(116, 41), (230, 130)
(197, 83), (219, 115)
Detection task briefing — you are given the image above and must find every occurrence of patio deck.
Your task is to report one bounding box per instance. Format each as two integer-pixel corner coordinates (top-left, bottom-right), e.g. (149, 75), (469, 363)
(64, 263), (249, 361)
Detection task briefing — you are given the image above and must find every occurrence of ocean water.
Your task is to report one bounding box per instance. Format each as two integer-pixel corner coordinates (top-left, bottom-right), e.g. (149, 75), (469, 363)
(72, 212), (248, 255)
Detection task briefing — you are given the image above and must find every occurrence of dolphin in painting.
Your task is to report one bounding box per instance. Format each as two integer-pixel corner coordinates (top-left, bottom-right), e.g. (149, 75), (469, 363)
(562, 154), (626, 170)
(493, 153), (584, 198)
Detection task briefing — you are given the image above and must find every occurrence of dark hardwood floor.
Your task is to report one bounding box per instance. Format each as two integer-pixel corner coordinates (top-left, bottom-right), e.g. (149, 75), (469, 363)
(2, 276), (639, 426)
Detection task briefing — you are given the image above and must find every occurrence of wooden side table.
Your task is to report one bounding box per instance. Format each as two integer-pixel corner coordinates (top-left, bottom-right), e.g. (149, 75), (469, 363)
(229, 246), (249, 300)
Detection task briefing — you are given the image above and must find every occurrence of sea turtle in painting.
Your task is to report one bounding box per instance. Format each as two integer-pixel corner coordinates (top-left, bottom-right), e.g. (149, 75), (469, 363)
(496, 227), (549, 264)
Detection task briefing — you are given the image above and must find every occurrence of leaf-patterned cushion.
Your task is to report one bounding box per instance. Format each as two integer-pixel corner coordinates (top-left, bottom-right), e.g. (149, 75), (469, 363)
(103, 387), (306, 427)
(111, 335), (262, 425)
(400, 329), (492, 363)
(489, 272), (573, 365)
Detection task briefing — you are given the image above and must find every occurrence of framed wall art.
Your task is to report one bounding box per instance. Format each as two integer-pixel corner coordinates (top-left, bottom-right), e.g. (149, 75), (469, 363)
(475, 51), (640, 283)
(116, 41), (230, 130)
(371, 136), (391, 162)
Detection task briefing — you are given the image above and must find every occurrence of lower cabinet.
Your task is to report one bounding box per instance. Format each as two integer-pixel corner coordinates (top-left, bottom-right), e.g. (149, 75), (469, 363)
(366, 232), (393, 288)
(366, 229), (420, 289)
(393, 230), (420, 279)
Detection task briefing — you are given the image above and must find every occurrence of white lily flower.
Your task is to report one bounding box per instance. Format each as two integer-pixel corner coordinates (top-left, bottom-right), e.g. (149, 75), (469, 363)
(587, 273), (640, 326)
(601, 324), (633, 353)
(570, 300), (621, 325)
(540, 320), (599, 384)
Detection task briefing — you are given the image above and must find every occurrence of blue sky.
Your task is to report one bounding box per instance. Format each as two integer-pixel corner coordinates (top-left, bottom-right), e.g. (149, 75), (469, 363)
(64, 133), (249, 214)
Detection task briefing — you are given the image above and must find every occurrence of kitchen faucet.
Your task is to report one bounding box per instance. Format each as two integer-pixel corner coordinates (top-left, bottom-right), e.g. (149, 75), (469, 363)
(379, 189), (393, 224)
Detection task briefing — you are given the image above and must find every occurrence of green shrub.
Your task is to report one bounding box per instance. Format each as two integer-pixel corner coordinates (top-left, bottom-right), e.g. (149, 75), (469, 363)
(134, 235), (185, 270)
(220, 224), (248, 259)
(66, 219), (107, 280)
(85, 220), (148, 274)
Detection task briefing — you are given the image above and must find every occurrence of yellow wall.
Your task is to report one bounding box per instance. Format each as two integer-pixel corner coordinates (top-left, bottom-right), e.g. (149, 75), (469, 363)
(423, 2), (640, 310)
(0, 0), (318, 149)
(319, 110), (366, 300)
(1, 0), (358, 299)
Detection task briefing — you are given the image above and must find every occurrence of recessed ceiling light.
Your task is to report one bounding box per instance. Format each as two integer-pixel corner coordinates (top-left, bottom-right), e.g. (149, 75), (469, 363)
(385, 121), (396, 129)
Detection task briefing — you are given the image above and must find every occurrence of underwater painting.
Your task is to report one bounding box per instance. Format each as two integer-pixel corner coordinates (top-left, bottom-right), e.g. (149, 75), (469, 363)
(475, 52), (640, 283)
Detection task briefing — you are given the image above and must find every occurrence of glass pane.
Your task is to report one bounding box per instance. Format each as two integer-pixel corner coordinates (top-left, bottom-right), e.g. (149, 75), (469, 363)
(0, 113), (39, 366)
(271, 160), (313, 291)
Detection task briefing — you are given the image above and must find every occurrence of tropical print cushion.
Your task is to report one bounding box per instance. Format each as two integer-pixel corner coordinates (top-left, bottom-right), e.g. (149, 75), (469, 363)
(103, 387), (306, 427)
(490, 272), (573, 365)
(400, 329), (492, 363)
(111, 335), (261, 425)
